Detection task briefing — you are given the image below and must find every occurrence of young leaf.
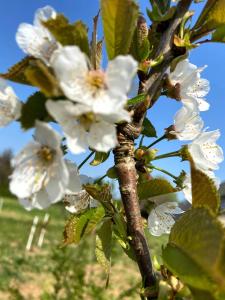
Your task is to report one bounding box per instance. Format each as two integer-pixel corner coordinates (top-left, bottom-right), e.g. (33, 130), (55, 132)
(63, 207), (105, 245)
(20, 92), (49, 130)
(0, 57), (35, 85)
(163, 208), (225, 292)
(101, 0), (139, 59)
(95, 219), (112, 275)
(142, 118), (157, 137)
(138, 178), (177, 200)
(212, 25), (225, 42)
(24, 60), (60, 97)
(90, 151), (110, 166)
(44, 15), (90, 56)
(191, 162), (220, 214)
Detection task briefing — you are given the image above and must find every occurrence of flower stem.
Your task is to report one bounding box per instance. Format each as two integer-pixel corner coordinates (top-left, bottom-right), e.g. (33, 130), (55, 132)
(78, 151), (95, 170)
(94, 174), (107, 184)
(139, 134), (145, 147)
(151, 165), (177, 180)
(146, 134), (166, 149)
(153, 150), (181, 160)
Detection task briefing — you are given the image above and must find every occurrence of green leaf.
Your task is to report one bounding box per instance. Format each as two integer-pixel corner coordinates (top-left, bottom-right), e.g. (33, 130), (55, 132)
(20, 92), (49, 130)
(0, 57), (35, 85)
(142, 118), (157, 137)
(63, 207), (105, 245)
(127, 93), (146, 106)
(138, 178), (176, 200)
(149, 0), (171, 16)
(95, 219), (112, 274)
(163, 208), (225, 292)
(192, 0), (225, 40)
(24, 60), (60, 97)
(190, 288), (216, 300)
(101, 0), (139, 59)
(212, 25), (225, 42)
(90, 151), (110, 166)
(44, 15), (90, 56)
(191, 162), (220, 214)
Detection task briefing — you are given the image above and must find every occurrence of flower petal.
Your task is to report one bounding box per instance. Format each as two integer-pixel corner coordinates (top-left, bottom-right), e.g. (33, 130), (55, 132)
(35, 121), (62, 151)
(34, 6), (57, 27)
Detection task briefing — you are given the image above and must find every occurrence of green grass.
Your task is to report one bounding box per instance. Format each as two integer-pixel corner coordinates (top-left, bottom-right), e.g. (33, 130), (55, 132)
(0, 197), (168, 300)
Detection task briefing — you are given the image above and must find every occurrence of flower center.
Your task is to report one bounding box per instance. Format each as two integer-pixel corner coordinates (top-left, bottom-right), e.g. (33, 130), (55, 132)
(79, 112), (96, 131)
(37, 146), (55, 164)
(86, 70), (106, 93)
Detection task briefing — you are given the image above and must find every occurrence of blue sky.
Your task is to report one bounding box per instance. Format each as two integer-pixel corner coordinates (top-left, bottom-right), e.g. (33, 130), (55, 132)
(0, 0), (224, 182)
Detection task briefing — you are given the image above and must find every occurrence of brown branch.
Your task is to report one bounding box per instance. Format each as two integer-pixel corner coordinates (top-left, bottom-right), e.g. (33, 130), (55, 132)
(113, 0), (193, 298)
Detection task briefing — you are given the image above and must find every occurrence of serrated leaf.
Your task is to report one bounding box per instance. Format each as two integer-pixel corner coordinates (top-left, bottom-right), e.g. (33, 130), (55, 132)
(20, 92), (49, 130)
(90, 151), (110, 166)
(191, 163), (220, 214)
(149, 0), (171, 16)
(101, 0), (139, 59)
(163, 208), (225, 292)
(25, 60), (60, 97)
(142, 118), (157, 137)
(138, 178), (176, 200)
(44, 15), (90, 56)
(96, 219), (112, 274)
(84, 184), (113, 214)
(63, 207), (105, 245)
(0, 57), (35, 85)
(127, 93), (146, 106)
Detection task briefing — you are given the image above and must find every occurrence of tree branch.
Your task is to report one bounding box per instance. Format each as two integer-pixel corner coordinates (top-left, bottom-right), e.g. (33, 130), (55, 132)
(113, 0), (193, 298)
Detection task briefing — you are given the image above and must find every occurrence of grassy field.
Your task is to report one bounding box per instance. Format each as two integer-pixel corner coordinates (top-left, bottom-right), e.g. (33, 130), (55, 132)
(0, 197), (167, 300)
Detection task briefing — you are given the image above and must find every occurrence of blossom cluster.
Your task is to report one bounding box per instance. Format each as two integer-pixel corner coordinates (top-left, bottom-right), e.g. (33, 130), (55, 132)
(0, 6), (137, 210)
(147, 59), (224, 236)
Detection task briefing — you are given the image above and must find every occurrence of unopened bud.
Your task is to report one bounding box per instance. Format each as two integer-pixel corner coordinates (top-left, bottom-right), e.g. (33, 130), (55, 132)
(106, 167), (118, 179)
(144, 149), (158, 163)
(135, 148), (146, 160)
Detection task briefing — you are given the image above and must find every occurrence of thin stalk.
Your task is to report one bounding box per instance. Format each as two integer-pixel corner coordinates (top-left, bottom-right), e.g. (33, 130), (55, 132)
(94, 174), (107, 184)
(78, 151), (95, 170)
(139, 135), (145, 147)
(153, 150), (181, 161)
(151, 165), (177, 180)
(147, 134), (166, 149)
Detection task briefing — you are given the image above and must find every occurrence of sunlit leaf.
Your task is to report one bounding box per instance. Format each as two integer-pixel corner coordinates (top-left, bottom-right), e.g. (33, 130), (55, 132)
(101, 0), (139, 59)
(142, 118), (157, 137)
(90, 151), (110, 166)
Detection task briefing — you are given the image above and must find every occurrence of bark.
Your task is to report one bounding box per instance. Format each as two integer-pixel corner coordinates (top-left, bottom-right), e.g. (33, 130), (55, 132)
(113, 0), (193, 298)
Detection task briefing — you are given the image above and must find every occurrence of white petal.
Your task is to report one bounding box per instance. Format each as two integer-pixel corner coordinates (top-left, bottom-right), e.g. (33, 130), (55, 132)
(35, 121), (62, 151)
(106, 55), (138, 99)
(34, 6), (57, 27)
(65, 160), (82, 193)
(183, 174), (192, 204)
(16, 23), (56, 63)
(0, 79), (22, 126)
(88, 121), (118, 152)
(50, 46), (88, 101)
(66, 125), (88, 154)
(33, 189), (53, 209)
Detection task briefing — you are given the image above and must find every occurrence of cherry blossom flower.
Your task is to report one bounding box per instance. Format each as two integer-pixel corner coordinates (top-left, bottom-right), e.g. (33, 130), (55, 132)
(148, 201), (183, 236)
(188, 130), (224, 172)
(169, 59), (210, 111)
(63, 168), (98, 214)
(10, 121), (70, 208)
(170, 101), (204, 140)
(46, 46), (137, 153)
(0, 79), (22, 127)
(16, 6), (58, 64)
(50, 46), (137, 108)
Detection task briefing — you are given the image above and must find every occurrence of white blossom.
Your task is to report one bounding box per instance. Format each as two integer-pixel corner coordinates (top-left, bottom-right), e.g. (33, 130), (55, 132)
(169, 59), (210, 111)
(46, 46), (137, 153)
(10, 121), (70, 209)
(64, 170), (98, 214)
(0, 79), (22, 127)
(183, 172), (221, 204)
(171, 101), (204, 140)
(16, 6), (58, 64)
(188, 130), (224, 172)
(148, 202), (183, 236)
(50, 46), (137, 108)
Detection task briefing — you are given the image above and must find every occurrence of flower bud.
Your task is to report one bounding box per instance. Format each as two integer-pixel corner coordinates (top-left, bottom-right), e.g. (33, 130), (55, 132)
(134, 148), (146, 160)
(143, 149), (158, 163)
(106, 167), (118, 179)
